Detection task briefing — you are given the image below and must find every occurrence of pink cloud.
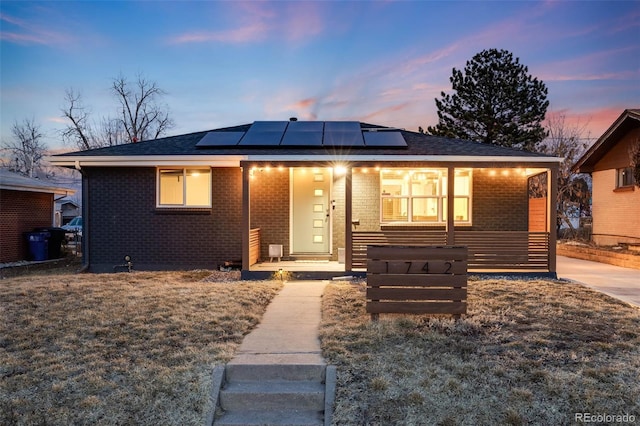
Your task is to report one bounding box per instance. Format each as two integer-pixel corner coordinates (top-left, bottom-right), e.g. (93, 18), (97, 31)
(282, 1), (325, 42)
(170, 22), (270, 44)
(168, 1), (326, 45)
(0, 12), (73, 46)
(359, 102), (412, 123)
(547, 106), (631, 140)
(290, 98), (317, 110)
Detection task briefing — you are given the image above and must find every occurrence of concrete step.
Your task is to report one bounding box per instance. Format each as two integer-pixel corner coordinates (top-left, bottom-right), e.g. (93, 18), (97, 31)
(219, 380), (325, 412)
(214, 409), (323, 426)
(225, 363), (326, 382)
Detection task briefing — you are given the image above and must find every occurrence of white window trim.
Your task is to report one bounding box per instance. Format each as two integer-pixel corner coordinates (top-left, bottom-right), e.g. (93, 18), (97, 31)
(379, 168), (472, 226)
(156, 167), (212, 208)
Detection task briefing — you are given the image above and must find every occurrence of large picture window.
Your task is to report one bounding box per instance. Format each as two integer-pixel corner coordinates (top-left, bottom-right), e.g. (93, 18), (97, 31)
(380, 168), (471, 224)
(158, 168), (211, 207)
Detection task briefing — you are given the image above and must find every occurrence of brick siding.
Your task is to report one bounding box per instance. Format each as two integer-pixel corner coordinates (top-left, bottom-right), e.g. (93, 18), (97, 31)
(0, 189), (53, 262)
(85, 167), (242, 272)
(249, 168), (290, 259)
(592, 169), (640, 245)
(83, 165), (532, 271)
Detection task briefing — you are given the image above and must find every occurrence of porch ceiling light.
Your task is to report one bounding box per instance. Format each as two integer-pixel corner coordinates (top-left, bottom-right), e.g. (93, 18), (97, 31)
(334, 165), (347, 176)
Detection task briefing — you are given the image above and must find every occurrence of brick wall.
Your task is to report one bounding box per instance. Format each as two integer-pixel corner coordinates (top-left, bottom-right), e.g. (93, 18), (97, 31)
(592, 169), (640, 245)
(0, 189), (53, 262)
(352, 171), (381, 231)
(590, 128), (640, 245)
(85, 167), (242, 272)
(472, 169), (528, 231)
(249, 168), (290, 259)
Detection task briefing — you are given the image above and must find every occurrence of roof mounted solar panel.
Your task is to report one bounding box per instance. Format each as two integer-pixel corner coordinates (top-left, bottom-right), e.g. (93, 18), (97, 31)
(239, 121), (289, 146)
(323, 121), (364, 146)
(196, 131), (245, 147)
(281, 121), (324, 146)
(363, 131), (407, 147)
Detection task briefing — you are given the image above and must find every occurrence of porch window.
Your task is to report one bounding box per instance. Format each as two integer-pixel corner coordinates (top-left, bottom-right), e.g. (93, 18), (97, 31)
(380, 168), (472, 224)
(616, 167), (634, 188)
(157, 168), (211, 207)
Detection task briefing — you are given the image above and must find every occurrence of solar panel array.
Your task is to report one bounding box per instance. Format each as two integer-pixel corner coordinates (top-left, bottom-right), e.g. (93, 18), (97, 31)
(196, 121), (407, 148)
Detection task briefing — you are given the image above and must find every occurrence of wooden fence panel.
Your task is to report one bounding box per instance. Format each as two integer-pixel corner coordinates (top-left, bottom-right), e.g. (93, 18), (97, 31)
(249, 228), (260, 266)
(366, 245), (468, 320)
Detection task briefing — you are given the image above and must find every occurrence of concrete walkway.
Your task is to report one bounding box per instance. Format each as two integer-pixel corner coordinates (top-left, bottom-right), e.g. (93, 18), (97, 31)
(557, 255), (640, 308)
(228, 280), (328, 366)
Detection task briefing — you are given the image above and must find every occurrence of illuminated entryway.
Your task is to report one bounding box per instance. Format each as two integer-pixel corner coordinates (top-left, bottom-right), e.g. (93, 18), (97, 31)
(290, 168), (332, 255)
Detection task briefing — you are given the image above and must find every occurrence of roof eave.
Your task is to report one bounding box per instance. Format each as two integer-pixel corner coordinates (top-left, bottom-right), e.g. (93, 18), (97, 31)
(572, 109), (640, 173)
(48, 154), (561, 168)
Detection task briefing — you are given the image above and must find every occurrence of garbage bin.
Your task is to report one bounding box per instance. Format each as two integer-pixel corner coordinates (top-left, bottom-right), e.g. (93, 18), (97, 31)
(35, 227), (65, 259)
(27, 231), (49, 261)
(35, 228), (66, 259)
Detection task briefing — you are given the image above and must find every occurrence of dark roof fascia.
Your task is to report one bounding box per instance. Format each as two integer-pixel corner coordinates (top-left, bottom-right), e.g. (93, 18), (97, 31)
(572, 109), (640, 173)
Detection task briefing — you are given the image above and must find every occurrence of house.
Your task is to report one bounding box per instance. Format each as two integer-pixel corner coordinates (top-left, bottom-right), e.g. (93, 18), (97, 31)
(49, 120), (561, 277)
(573, 109), (640, 246)
(0, 168), (76, 263)
(55, 199), (81, 227)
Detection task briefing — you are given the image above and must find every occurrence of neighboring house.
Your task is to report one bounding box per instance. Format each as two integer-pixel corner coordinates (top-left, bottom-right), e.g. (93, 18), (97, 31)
(49, 120), (561, 276)
(0, 168), (76, 263)
(55, 199), (81, 227)
(573, 109), (640, 246)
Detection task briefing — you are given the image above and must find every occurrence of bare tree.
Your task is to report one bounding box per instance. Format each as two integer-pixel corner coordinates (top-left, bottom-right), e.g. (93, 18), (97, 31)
(61, 74), (174, 150)
(111, 74), (174, 142)
(61, 88), (95, 151)
(536, 113), (592, 238)
(1, 118), (47, 177)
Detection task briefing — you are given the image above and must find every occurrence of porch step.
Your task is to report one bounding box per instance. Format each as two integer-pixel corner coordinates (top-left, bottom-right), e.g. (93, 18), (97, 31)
(213, 364), (332, 426)
(214, 409), (323, 426)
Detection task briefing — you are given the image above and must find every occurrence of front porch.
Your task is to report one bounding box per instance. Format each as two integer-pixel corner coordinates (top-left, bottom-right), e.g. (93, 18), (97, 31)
(241, 162), (559, 279)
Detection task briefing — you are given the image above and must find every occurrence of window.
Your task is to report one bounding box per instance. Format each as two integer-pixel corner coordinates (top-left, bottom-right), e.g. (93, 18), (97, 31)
(158, 168), (211, 207)
(380, 168), (472, 224)
(617, 167), (634, 188)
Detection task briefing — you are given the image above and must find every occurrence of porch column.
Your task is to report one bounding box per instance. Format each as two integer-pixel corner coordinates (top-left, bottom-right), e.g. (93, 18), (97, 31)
(548, 163), (559, 273)
(345, 166), (353, 270)
(241, 165), (251, 271)
(446, 166), (455, 245)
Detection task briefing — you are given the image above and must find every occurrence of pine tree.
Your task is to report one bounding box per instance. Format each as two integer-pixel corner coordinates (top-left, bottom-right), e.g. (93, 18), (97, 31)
(427, 49), (549, 151)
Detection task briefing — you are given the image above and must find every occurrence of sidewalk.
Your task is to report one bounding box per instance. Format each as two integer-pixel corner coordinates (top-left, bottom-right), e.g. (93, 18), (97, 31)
(228, 280), (328, 366)
(556, 255), (640, 308)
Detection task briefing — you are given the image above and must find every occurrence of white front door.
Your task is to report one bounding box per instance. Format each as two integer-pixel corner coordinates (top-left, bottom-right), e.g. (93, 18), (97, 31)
(291, 168), (331, 254)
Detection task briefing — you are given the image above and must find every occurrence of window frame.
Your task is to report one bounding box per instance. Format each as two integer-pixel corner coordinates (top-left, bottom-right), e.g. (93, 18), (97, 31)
(616, 167), (634, 189)
(156, 167), (212, 208)
(379, 168), (472, 226)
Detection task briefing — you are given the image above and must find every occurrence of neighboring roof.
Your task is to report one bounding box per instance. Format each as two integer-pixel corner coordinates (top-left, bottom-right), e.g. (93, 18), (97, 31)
(573, 109), (640, 173)
(0, 168), (76, 195)
(49, 121), (561, 167)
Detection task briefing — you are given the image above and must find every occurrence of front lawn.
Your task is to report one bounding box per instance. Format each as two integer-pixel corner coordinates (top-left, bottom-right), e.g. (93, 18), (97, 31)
(0, 271), (282, 425)
(321, 278), (640, 425)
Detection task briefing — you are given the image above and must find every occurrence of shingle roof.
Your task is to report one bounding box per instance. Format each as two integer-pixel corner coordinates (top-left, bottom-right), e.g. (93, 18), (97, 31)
(573, 109), (640, 173)
(0, 168), (75, 195)
(53, 121), (555, 160)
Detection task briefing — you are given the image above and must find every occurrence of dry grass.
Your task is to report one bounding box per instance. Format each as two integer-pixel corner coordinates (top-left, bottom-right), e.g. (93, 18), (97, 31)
(321, 278), (640, 425)
(0, 270), (282, 425)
